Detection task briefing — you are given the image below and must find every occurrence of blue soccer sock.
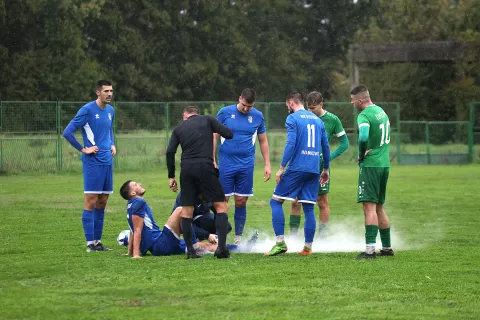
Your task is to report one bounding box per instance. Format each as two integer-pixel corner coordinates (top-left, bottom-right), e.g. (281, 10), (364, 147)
(270, 199), (285, 237)
(82, 209), (94, 243)
(93, 208), (105, 243)
(234, 206), (247, 236)
(302, 202), (316, 243)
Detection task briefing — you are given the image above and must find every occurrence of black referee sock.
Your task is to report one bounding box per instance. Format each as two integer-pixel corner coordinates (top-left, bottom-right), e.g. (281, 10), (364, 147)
(181, 217), (195, 254)
(215, 212), (229, 249)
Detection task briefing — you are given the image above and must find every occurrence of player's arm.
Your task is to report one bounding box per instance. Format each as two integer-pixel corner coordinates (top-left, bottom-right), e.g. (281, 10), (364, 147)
(276, 118), (296, 183)
(257, 133), (271, 181)
(213, 132), (219, 167)
(110, 111), (116, 156)
(208, 116), (233, 139)
(131, 215), (144, 259)
(62, 108), (98, 154)
(357, 115), (370, 163)
(166, 129), (180, 189)
(319, 124), (331, 185)
(330, 119), (349, 161)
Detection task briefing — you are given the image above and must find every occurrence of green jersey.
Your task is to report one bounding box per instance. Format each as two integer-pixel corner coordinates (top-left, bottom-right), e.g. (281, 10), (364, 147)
(319, 111), (346, 142)
(357, 105), (391, 167)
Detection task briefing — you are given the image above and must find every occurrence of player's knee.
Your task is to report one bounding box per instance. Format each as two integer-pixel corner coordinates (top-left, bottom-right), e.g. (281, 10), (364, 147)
(213, 202), (228, 213)
(234, 196), (247, 208)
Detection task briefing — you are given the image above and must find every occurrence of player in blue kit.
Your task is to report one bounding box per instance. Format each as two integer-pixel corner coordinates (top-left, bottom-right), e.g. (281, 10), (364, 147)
(265, 92), (330, 256)
(62, 80), (116, 252)
(120, 180), (254, 258)
(213, 88), (271, 245)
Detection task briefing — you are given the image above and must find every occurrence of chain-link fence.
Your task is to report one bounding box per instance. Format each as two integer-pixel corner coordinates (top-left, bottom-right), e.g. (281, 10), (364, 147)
(1, 100), (475, 173)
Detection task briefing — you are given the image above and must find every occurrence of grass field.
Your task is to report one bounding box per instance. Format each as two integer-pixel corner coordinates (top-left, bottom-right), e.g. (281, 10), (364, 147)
(1, 165), (479, 319)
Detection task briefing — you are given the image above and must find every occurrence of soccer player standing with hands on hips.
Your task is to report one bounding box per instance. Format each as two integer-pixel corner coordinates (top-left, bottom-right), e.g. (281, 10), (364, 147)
(166, 106), (233, 259)
(63, 80), (116, 252)
(265, 92), (330, 256)
(213, 88), (271, 245)
(289, 91), (349, 237)
(350, 85), (394, 259)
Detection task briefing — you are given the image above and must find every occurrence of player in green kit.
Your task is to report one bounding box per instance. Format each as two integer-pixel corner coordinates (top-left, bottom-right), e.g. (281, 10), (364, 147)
(288, 91), (349, 237)
(350, 85), (394, 259)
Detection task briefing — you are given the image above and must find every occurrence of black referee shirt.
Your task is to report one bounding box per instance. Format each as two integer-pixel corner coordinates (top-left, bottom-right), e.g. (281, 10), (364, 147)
(166, 115), (233, 178)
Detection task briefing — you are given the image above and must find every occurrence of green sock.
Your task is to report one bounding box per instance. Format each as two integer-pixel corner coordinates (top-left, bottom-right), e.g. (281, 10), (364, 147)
(365, 225), (379, 245)
(290, 215), (301, 234)
(379, 227), (391, 248)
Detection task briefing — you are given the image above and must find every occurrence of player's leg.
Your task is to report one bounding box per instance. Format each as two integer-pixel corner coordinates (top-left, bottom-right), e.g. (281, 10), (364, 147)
(179, 167), (201, 258)
(289, 199), (302, 236)
(93, 164), (113, 250)
(202, 163), (231, 258)
(82, 163), (103, 252)
(297, 172), (320, 254)
(317, 168), (331, 238)
(233, 166), (254, 244)
(356, 167), (382, 259)
(265, 170), (303, 256)
(377, 168), (393, 256)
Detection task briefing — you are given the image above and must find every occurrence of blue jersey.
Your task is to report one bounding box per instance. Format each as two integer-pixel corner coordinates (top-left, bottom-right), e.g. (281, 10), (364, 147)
(281, 109), (329, 173)
(217, 105), (266, 168)
(126, 197), (162, 256)
(64, 101), (115, 164)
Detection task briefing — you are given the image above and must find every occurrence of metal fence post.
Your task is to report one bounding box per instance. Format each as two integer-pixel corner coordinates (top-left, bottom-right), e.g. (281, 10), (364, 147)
(113, 101), (119, 170)
(56, 101), (62, 170)
(0, 100), (2, 132)
(165, 103), (170, 152)
(425, 122), (431, 164)
(468, 120), (473, 163)
(396, 102), (401, 164)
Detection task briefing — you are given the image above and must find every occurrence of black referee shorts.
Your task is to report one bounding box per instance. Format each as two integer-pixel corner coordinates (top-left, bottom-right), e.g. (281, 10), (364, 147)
(179, 162), (225, 206)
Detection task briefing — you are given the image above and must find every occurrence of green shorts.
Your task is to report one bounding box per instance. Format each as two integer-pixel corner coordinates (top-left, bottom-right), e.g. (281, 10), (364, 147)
(357, 166), (389, 204)
(318, 168), (330, 195)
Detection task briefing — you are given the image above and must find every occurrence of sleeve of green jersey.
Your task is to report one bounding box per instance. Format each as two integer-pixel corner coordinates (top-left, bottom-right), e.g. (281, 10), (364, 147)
(357, 114), (370, 159)
(330, 116), (349, 161)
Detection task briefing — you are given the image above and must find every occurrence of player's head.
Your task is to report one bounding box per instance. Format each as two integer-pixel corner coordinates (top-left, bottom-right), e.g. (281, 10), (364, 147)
(285, 92), (304, 114)
(182, 105), (200, 120)
(238, 88), (256, 114)
(306, 91), (324, 112)
(120, 180), (146, 200)
(95, 80), (113, 105)
(350, 85), (372, 111)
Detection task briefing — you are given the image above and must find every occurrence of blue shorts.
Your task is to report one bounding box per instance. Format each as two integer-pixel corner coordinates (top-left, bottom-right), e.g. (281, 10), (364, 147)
(152, 226), (187, 256)
(83, 163), (113, 194)
(273, 170), (320, 204)
(219, 166), (254, 197)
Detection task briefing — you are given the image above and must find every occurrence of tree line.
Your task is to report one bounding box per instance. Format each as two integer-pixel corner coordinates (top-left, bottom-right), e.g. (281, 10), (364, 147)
(0, 0), (479, 121)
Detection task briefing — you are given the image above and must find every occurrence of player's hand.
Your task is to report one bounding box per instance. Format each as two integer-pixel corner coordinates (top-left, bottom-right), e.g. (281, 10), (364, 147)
(275, 167), (285, 184)
(169, 178), (178, 192)
(264, 164), (271, 182)
(208, 234), (218, 244)
(213, 160), (218, 169)
(82, 146), (98, 154)
(320, 169), (329, 185)
(111, 145), (117, 156)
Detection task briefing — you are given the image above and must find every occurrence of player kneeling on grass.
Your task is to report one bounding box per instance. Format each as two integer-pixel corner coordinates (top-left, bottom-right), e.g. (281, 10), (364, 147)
(119, 180), (257, 258)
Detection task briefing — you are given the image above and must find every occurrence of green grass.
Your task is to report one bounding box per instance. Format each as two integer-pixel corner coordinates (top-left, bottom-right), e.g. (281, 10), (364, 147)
(1, 165), (480, 319)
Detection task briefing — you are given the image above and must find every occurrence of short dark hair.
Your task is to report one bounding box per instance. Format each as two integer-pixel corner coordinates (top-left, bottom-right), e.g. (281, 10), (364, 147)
(96, 80), (112, 91)
(120, 180), (133, 200)
(241, 88), (256, 104)
(183, 105), (200, 115)
(350, 85), (369, 96)
(306, 91), (323, 106)
(286, 92), (304, 105)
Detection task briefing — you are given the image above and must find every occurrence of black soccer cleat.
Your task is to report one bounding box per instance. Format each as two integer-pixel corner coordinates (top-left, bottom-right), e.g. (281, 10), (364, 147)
(95, 242), (112, 251)
(86, 244), (98, 252)
(379, 248), (395, 256)
(356, 252), (377, 259)
(214, 247), (231, 259)
(187, 252), (202, 259)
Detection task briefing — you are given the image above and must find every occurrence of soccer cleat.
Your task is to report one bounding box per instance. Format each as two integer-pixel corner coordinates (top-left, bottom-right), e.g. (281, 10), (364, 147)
(379, 248), (395, 256)
(94, 242), (112, 251)
(247, 230), (259, 246)
(298, 246), (312, 255)
(234, 236), (242, 245)
(214, 246), (231, 259)
(317, 225), (331, 239)
(264, 242), (288, 256)
(356, 252), (377, 259)
(187, 251), (202, 259)
(86, 244), (98, 252)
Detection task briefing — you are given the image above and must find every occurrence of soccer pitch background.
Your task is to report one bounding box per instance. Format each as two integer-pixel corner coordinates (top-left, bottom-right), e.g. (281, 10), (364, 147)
(0, 165), (479, 319)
